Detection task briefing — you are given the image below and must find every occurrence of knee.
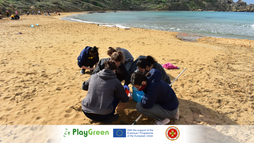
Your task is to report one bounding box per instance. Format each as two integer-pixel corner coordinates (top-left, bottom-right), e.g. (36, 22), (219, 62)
(136, 102), (144, 113)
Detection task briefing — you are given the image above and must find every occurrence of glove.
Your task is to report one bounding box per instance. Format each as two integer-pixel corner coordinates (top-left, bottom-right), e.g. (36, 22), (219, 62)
(124, 85), (129, 91)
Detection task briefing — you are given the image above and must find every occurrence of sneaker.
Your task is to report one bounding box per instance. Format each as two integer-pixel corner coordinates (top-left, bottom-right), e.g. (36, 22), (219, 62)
(174, 109), (180, 120)
(104, 114), (119, 124)
(155, 118), (170, 125)
(80, 69), (86, 74)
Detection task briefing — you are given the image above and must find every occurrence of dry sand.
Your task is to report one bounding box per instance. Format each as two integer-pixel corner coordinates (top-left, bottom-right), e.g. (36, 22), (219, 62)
(0, 12), (253, 126)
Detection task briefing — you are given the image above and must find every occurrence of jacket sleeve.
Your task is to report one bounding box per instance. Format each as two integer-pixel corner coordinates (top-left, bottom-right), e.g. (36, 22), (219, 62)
(77, 47), (89, 68)
(115, 81), (129, 103)
(92, 59), (105, 74)
(141, 85), (157, 109)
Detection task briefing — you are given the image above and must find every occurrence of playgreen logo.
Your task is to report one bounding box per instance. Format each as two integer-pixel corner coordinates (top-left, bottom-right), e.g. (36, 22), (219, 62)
(63, 128), (109, 137)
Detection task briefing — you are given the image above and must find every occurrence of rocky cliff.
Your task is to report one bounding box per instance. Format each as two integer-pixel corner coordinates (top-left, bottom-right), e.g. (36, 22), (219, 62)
(0, 0), (253, 16)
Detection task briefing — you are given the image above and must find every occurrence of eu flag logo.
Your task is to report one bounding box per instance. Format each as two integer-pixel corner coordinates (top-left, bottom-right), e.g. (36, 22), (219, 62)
(113, 129), (126, 137)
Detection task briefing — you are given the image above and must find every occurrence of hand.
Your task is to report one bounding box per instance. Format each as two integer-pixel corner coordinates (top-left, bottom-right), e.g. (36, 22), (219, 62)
(124, 85), (129, 91)
(128, 94), (133, 101)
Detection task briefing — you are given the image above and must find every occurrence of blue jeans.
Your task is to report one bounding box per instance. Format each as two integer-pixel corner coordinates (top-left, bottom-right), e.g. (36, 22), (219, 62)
(83, 96), (119, 121)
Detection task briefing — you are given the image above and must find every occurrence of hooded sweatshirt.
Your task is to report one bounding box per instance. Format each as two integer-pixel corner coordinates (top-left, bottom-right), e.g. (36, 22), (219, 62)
(141, 68), (179, 111)
(82, 69), (129, 115)
(92, 58), (131, 85)
(116, 48), (134, 62)
(77, 46), (99, 68)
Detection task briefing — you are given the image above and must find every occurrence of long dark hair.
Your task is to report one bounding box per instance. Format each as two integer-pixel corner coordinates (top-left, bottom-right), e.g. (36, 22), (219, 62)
(130, 71), (151, 85)
(136, 55), (157, 69)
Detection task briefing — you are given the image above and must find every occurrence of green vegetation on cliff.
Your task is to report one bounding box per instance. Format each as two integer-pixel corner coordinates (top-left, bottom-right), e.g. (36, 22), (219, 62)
(0, 0), (252, 16)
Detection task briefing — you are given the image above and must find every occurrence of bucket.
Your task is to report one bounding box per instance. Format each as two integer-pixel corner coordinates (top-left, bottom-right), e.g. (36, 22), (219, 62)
(132, 87), (144, 102)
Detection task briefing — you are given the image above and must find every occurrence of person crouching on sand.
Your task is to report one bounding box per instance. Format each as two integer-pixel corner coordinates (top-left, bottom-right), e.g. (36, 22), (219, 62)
(81, 61), (132, 124)
(107, 47), (135, 74)
(83, 51), (131, 91)
(130, 69), (179, 125)
(77, 46), (99, 74)
(135, 55), (171, 84)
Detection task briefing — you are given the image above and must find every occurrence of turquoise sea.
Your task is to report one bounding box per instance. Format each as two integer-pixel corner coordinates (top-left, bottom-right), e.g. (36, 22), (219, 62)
(61, 11), (254, 40)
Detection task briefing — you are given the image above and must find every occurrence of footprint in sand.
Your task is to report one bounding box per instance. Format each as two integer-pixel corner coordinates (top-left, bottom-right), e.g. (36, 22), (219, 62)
(36, 116), (41, 120)
(64, 108), (74, 118)
(5, 107), (12, 111)
(43, 97), (49, 101)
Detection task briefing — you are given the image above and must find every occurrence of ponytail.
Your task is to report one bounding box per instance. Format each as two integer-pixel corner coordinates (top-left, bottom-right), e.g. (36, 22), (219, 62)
(104, 60), (117, 70)
(110, 51), (125, 63)
(136, 55), (157, 69)
(90, 46), (98, 54)
(146, 55), (157, 64)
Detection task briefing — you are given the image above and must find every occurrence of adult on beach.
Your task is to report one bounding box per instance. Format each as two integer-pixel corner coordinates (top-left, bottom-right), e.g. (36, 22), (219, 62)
(107, 47), (135, 74)
(77, 46), (99, 74)
(86, 50), (131, 90)
(135, 55), (171, 84)
(82, 61), (132, 124)
(131, 69), (179, 125)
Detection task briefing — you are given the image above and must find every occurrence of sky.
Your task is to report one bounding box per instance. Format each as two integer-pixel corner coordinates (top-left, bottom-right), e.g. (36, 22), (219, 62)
(233, 0), (253, 4)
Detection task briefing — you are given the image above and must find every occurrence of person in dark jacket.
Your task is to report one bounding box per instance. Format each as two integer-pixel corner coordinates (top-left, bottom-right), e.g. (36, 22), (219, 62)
(77, 46), (99, 74)
(82, 61), (132, 124)
(131, 69), (179, 125)
(89, 50), (131, 90)
(135, 55), (171, 84)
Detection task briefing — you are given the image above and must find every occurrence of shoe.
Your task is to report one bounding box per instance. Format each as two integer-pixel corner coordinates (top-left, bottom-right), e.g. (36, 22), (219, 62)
(174, 109), (179, 120)
(80, 69), (86, 74)
(155, 118), (170, 125)
(104, 114), (119, 124)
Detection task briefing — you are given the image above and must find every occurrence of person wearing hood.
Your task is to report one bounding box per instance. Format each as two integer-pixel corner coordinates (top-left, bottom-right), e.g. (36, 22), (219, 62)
(77, 46), (99, 74)
(87, 50), (131, 90)
(82, 61), (132, 124)
(135, 55), (171, 84)
(130, 69), (179, 125)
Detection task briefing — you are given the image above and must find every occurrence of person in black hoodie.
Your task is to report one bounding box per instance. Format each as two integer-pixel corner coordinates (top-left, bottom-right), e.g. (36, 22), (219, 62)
(131, 68), (179, 125)
(82, 61), (132, 124)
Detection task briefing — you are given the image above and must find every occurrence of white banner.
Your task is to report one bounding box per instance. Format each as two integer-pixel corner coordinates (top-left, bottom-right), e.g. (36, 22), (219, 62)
(0, 125), (253, 143)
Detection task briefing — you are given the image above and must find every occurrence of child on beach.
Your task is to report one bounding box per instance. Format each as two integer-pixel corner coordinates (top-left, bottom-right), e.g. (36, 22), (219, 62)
(82, 61), (132, 124)
(77, 46), (99, 74)
(135, 55), (171, 84)
(107, 47), (134, 73)
(131, 69), (179, 125)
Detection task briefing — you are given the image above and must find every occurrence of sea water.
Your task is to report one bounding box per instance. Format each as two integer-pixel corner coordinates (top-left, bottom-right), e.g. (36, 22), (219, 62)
(61, 11), (254, 40)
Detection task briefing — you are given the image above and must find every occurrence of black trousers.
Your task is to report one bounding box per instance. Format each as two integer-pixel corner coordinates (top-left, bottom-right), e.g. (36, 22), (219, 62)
(83, 58), (98, 68)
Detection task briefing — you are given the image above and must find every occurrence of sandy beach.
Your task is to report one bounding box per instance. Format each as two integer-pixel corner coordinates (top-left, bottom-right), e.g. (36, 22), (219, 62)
(0, 12), (253, 126)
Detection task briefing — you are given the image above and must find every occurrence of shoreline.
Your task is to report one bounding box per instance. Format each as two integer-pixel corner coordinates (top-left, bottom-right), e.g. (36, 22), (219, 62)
(0, 12), (253, 126)
(59, 11), (254, 41)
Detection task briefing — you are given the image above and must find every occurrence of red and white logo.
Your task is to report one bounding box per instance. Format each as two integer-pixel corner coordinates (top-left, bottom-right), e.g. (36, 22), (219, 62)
(165, 126), (180, 141)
